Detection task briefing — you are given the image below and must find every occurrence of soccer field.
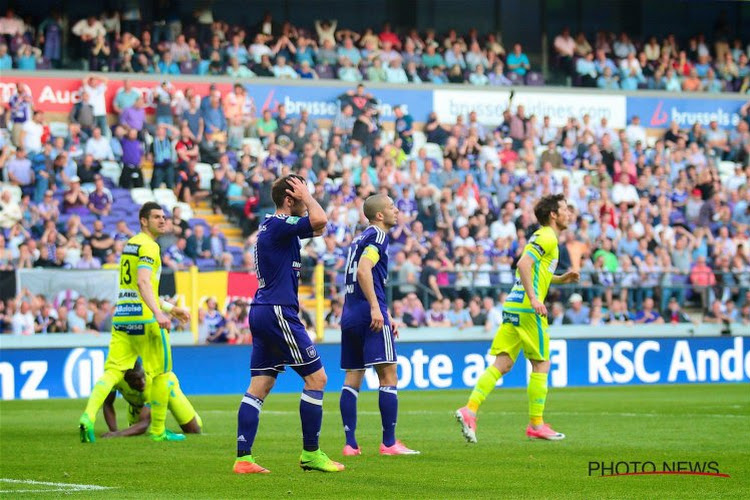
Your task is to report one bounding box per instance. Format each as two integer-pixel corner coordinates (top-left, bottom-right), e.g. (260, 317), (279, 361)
(1, 385), (748, 499)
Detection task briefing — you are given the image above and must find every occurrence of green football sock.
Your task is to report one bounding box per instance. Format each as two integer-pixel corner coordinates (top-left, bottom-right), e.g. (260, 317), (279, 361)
(528, 372), (549, 424)
(467, 365), (502, 413)
(84, 369), (123, 421)
(149, 373), (170, 436)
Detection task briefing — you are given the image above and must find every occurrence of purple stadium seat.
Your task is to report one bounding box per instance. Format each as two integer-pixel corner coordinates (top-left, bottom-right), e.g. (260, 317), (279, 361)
(507, 72), (524, 85)
(180, 61), (197, 75)
(316, 64), (335, 79)
(525, 72), (544, 86)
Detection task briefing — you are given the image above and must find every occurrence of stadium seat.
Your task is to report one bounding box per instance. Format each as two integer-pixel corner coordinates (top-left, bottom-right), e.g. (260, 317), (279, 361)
(154, 188), (178, 210)
(525, 72), (545, 86)
(194, 163), (214, 191)
(49, 121), (69, 138)
(411, 130), (427, 155)
(175, 202), (194, 220)
(242, 137), (264, 157)
(423, 143), (443, 163)
(507, 72), (524, 85)
(130, 187), (156, 204)
(100, 161), (122, 185)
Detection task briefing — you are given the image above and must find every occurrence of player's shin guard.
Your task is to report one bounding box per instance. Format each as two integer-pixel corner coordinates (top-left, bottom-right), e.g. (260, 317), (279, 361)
(237, 393), (263, 457)
(149, 373), (170, 436)
(379, 386), (398, 447)
(528, 372), (549, 426)
(340, 386), (359, 448)
(300, 389), (324, 452)
(84, 369), (123, 421)
(467, 365), (502, 413)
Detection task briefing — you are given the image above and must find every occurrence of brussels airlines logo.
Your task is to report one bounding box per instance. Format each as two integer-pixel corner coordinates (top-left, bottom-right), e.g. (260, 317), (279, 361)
(64, 348), (106, 398)
(649, 101), (669, 127)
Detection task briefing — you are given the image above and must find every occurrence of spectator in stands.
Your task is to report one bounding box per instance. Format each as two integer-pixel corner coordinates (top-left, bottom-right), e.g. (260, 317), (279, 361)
(62, 176), (88, 215)
(68, 297), (95, 333)
(0, 189), (22, 229)
(120, 96), (146, 134)
(81, 75), (108, 134)
(186, 223), (211, 261)
(662, 296), (692, 324)
(85, 127), (114, 162)
(149, 123), (176, 189)
(176, 159), (209, 203)
(163, 236), (192, 270)
(446, 297), (472, 329)
(87, 175), (112, 217)
(12, 300), (35, 335)
(506, 43), (530, 76)
(597, 66), (619, 89)
(0, 43), (11, 70)
(554, 27), (576, 73)
(425, 298), (451, 327)
(119, 128), (144, 188)
(564, 293), (590, 324)
(88, 219), (114, 261)
(112, 79), (141, 116)
(70, 92), (96, 138)
(76, 242), (101, 269)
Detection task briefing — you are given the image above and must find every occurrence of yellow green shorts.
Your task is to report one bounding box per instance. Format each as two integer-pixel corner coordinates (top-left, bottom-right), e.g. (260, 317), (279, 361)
(104, 322), (173, 376)
(489, 308), (549, 361)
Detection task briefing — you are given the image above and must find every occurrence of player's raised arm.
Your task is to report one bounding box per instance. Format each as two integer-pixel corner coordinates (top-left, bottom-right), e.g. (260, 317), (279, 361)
(137, 265), (171, 330)
(285, 176), (327, 234)
(356, 254), (384, 331)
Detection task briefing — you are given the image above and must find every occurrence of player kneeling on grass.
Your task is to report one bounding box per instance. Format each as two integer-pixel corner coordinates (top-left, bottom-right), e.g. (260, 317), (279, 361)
(456, 194), (580, 442)
(101, 360), (202, 438)
(339, 194), (419, 456)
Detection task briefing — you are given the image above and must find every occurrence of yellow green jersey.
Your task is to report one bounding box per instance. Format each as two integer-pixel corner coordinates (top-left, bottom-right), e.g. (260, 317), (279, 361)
(504, 226), (559, 310)
(114, 379), (148, 409)
(113, 232), (162, 326)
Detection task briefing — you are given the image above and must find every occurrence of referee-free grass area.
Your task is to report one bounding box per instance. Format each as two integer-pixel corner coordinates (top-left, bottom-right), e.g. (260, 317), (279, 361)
(1, 385), (748, 499)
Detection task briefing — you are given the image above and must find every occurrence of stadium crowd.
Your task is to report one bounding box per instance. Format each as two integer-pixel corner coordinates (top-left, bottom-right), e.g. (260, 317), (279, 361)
(0, 7), (749, 92)
(2, 24), (750, 335)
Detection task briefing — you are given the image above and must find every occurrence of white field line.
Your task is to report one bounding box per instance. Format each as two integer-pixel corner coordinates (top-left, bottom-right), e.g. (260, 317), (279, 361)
(200, 410), (745, 418)
(0, 479), (114, 493)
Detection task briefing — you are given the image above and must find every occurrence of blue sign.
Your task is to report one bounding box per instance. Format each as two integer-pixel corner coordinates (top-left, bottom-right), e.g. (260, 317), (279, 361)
(626, 96), (748, 129)
(243, 83), (434, 122)
(1, 337), (747, 400)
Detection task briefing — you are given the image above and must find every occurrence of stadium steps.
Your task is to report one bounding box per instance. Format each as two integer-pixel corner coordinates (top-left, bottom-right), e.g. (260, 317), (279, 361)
(298, 285), (331, 311)
(192, 201), (245, 248)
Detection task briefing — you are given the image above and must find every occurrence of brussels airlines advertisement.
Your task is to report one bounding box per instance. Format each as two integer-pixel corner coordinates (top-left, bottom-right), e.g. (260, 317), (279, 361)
(1, 337), (748, 400)
(627, 96), (748, 129)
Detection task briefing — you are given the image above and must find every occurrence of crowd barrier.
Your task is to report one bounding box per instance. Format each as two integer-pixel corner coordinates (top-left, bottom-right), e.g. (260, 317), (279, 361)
(1, 71), (748, 129)
(1, 334), (747, 400)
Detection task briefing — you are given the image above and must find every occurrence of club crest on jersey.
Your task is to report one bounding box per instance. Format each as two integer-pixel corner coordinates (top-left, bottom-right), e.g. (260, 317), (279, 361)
(306, 345), (318, 358)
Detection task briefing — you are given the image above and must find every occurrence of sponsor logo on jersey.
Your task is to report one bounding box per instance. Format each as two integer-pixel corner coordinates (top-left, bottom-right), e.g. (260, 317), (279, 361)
(502, 311), (520, 326)
(292, 260), (302, 268)
(114, 323), (145, 335)
(123, 243), (141, 256)
(140, 256), (155, 265)
(114, 303), (144, 317)
(506, 289), (525, 303)
(530, 242), (545, 256)
(118, 290), (139, 300)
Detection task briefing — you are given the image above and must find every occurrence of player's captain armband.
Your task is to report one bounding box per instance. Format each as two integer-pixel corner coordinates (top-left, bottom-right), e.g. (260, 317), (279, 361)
(362, 245), (380, 264)
(286, 216), (301, 225)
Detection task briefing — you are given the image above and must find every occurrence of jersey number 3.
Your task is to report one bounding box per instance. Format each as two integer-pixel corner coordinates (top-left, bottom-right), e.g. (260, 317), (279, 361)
(121, 260), (133, 285)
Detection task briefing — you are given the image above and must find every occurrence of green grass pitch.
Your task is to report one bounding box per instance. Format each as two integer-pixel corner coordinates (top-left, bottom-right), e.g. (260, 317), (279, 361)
(1, 385), (748, 498)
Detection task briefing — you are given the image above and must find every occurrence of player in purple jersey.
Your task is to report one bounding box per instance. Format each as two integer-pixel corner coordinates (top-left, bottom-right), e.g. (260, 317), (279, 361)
(339, 194), (420, 456)
(233, 175), (345, 474)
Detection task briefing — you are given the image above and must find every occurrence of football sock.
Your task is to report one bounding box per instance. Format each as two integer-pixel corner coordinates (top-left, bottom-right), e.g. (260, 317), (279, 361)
(84, 369), (123, 421)
(467, 365), (502, 413)
(300, 389), (324, 452)
(379, 386), (398, 447)
(237, 392), (263, 457)
(528, 372), (549, 426)
(149, 373), (170, 436)
(340, 385), (359, 448)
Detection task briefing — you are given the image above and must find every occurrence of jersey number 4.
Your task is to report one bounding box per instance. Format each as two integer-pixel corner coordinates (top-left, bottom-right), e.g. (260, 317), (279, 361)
(344, 246), (358, 284)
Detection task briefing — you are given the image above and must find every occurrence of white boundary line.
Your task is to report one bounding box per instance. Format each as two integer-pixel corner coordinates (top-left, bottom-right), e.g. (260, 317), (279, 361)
(0, 479), (114, 493)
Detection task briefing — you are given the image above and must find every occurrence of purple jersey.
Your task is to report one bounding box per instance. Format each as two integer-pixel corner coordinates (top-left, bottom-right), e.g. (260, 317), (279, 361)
(252, 214), (314, 309)
(342, 225), (389, 322)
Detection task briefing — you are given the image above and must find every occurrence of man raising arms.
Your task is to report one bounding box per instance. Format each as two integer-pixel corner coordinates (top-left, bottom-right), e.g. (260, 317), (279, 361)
(233, 176), (342, 474)
(339, 194), (419, 456)
(456, 194), (579, 442)
(79, 202), (190, 442)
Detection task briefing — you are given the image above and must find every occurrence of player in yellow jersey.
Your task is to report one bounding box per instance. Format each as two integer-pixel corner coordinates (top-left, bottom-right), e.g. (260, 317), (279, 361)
(456, 194), (579, 442)
(101, 360), (202, 438)
(79, 202), (190, 443)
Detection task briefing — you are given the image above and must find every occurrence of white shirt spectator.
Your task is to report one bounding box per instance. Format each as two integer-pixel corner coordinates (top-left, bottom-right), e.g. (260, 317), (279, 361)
(85, 136), (115, 161)
(453, 235), (476, 250)
(72, 19), (106, 40)
(250, 43), (272, 63)
(0, 14), (24, 35)
(83, 82), (107, 116)
(490, 218), (517, 240)
(385, 64), (408, 83)
(273, 63), (299, 79)
(12, 309), (35, 335)
(554, 34), (576, 57)
(625, 122), (647, 146)
(611, 182), (639, 205)
(474, 262), (492, 287)
(22, 120), (44, 153)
